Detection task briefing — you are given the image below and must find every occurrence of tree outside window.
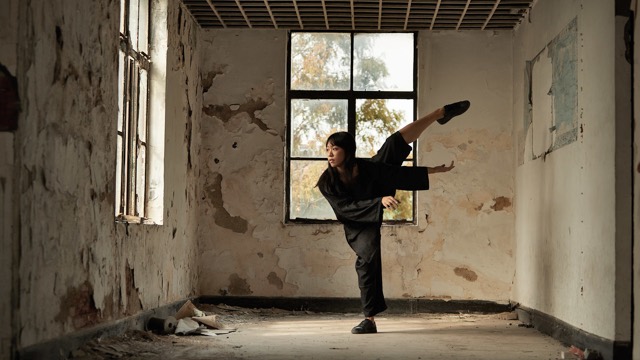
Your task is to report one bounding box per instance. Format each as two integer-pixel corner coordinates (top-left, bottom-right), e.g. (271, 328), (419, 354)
(286, 32), (417, 223)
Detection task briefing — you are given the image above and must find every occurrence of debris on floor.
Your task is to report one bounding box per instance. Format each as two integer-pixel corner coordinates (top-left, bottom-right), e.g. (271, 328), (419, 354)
(70, 302), (315, 359)
(147, 300), (238, 337)
(69, 311), (569, 360)
(175, 299), (206, 319)
(146, 316), (177, 335)
(560, 345), (604, 360)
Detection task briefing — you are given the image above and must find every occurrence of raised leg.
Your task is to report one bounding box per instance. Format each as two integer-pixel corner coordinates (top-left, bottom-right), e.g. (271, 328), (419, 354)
(398, 107), (444, 144)
(398, 100), (471, 144)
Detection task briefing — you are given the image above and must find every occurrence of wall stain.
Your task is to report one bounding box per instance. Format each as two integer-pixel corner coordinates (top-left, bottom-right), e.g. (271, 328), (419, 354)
(124, 262), (143, 315)
(267, 272), (284, 290)
(454, 267), (478, 282)
(185, 97), (193, 169)
(203, 98), (272, 132)
(228, 273), (252, 295)
(312, 229), (331, 236)
(102, 290), (115, 320)
(202, 66), (227, 92)
(53, 26), (63, 83)
(491, 196), (512, 211)
(204, 173), (248, 233)
(54, 280), (101, 329)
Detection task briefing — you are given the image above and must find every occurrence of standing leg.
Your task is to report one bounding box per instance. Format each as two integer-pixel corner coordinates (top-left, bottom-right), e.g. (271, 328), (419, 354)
(353, 249), (386, 334)
(355, 249), (387, 318)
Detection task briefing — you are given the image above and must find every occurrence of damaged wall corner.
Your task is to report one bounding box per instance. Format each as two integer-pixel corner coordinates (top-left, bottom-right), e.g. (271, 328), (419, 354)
(13, 0), (202, 350)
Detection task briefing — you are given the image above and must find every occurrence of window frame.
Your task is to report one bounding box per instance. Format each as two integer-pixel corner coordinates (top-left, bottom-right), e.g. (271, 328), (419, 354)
(285, 31), (418, 225)
(116, 0), (151, 223)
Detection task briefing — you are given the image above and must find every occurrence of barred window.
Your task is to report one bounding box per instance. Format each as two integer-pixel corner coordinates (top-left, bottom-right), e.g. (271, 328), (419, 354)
(116, 0), (150, 222)
(286, 32), (417, 224)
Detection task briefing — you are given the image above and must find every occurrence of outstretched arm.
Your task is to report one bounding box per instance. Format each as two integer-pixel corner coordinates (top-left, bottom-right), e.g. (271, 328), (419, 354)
(427, 161), (455, 174)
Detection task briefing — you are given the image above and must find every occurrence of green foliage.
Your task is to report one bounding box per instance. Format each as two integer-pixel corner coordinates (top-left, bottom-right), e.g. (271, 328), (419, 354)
(356, 99), (403, 157)
(289, 33), (414, 221)
(290, 33), (350, 90)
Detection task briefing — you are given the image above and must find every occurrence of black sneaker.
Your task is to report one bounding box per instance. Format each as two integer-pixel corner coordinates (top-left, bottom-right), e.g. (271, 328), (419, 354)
(438, 100), (471, 125)
(351, 319), (377, 334)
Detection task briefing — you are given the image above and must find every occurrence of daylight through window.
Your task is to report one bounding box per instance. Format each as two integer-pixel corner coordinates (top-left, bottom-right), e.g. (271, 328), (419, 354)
(286, 32), (417, 223)
(116, 0), (150, 221)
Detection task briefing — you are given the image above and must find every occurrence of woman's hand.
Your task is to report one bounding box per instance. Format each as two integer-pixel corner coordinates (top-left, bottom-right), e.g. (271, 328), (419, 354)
(382, 196), (400, 210)
(428, 161), (455, 174)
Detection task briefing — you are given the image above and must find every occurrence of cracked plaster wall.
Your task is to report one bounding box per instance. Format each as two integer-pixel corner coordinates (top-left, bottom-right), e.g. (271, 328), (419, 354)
(197, 29), (515, 303)
(13, 0), (202, 348)
(0, 0), (19, 356)
(513, 0), (625, 341)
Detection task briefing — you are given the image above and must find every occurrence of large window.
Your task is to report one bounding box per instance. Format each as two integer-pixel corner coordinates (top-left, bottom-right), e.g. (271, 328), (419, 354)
(116, 0), (150, 222)
(286, 32), (417, 223)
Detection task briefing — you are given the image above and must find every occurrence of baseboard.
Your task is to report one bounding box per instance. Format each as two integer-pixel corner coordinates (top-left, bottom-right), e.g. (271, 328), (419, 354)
(18, 297), (195, 360)
(515, 306), (631, 360)
(197, 295), (511, 314)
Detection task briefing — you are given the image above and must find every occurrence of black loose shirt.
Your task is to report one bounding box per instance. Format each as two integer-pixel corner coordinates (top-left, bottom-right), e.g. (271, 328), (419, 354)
(320, 159), (429, 262)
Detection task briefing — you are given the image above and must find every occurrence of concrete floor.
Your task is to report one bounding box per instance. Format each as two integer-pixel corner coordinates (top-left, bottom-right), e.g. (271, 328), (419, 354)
(72, 307), (571, 359)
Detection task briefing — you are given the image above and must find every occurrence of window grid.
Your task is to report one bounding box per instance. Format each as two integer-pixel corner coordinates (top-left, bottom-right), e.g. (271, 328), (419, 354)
(285, 31), (418, 224)
(117, 0), (151, 221)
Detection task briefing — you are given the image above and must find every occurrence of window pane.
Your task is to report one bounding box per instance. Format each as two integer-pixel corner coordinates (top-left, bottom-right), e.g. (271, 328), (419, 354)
(137, 0), (149, 53)
(115, 134), (124, 215)
(290, 160), (335, 220)
(384, 190), (413, 221)
(136, 143), (146, 216)
(290, 33), (351, 90)
(353, 33), (414, 91)
(120, 0), (127, 34)
(291, 99), (348, 158)
(129, 0), (139, 50)
(117, 52), (126, 132)
(137, 68), (148, 138)
(381, 160), (414, 222)
(355, 98), (414, 158)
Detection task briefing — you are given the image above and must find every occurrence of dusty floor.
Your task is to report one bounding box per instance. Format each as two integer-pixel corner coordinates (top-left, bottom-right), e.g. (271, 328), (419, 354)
(70, 305), (572, 360)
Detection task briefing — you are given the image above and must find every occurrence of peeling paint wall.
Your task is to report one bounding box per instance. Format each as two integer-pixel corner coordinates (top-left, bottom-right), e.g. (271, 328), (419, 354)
(0, 134), (15, 358)
(614, 14), (633, 346)
(197, 30), (515, 302)
(0, 0), (19, 357)
(416, 31), (515, 300)
(14, 0), (202, 348)
(521, 17), (579, 163)
(513, 0), (626, 342)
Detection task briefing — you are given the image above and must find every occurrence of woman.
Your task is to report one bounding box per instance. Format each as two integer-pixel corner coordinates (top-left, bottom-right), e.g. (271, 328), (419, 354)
(316, 100), (470, 334)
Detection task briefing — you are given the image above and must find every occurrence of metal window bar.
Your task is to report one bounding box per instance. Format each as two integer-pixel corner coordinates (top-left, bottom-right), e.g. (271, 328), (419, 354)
(126, 58), (139, 216)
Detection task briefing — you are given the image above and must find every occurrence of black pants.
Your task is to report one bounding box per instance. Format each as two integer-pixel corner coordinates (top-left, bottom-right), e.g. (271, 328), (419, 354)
(356, 246), (387, 317)
(356, 131), (412, 317)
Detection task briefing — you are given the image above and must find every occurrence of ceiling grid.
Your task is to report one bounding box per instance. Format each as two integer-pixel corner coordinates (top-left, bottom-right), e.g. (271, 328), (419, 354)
(181, 0), (535, 31)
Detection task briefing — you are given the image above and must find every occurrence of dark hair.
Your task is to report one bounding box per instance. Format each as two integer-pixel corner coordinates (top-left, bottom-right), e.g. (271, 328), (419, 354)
(316, 132), (357, 195)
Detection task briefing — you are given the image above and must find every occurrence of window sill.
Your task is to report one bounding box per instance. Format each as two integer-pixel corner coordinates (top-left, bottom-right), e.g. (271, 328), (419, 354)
(116, 214), (158, 225)
(285, 219), (417, 226)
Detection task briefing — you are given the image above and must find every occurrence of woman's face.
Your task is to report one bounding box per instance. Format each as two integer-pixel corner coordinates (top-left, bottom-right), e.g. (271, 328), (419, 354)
(326, 141), (346, 168)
